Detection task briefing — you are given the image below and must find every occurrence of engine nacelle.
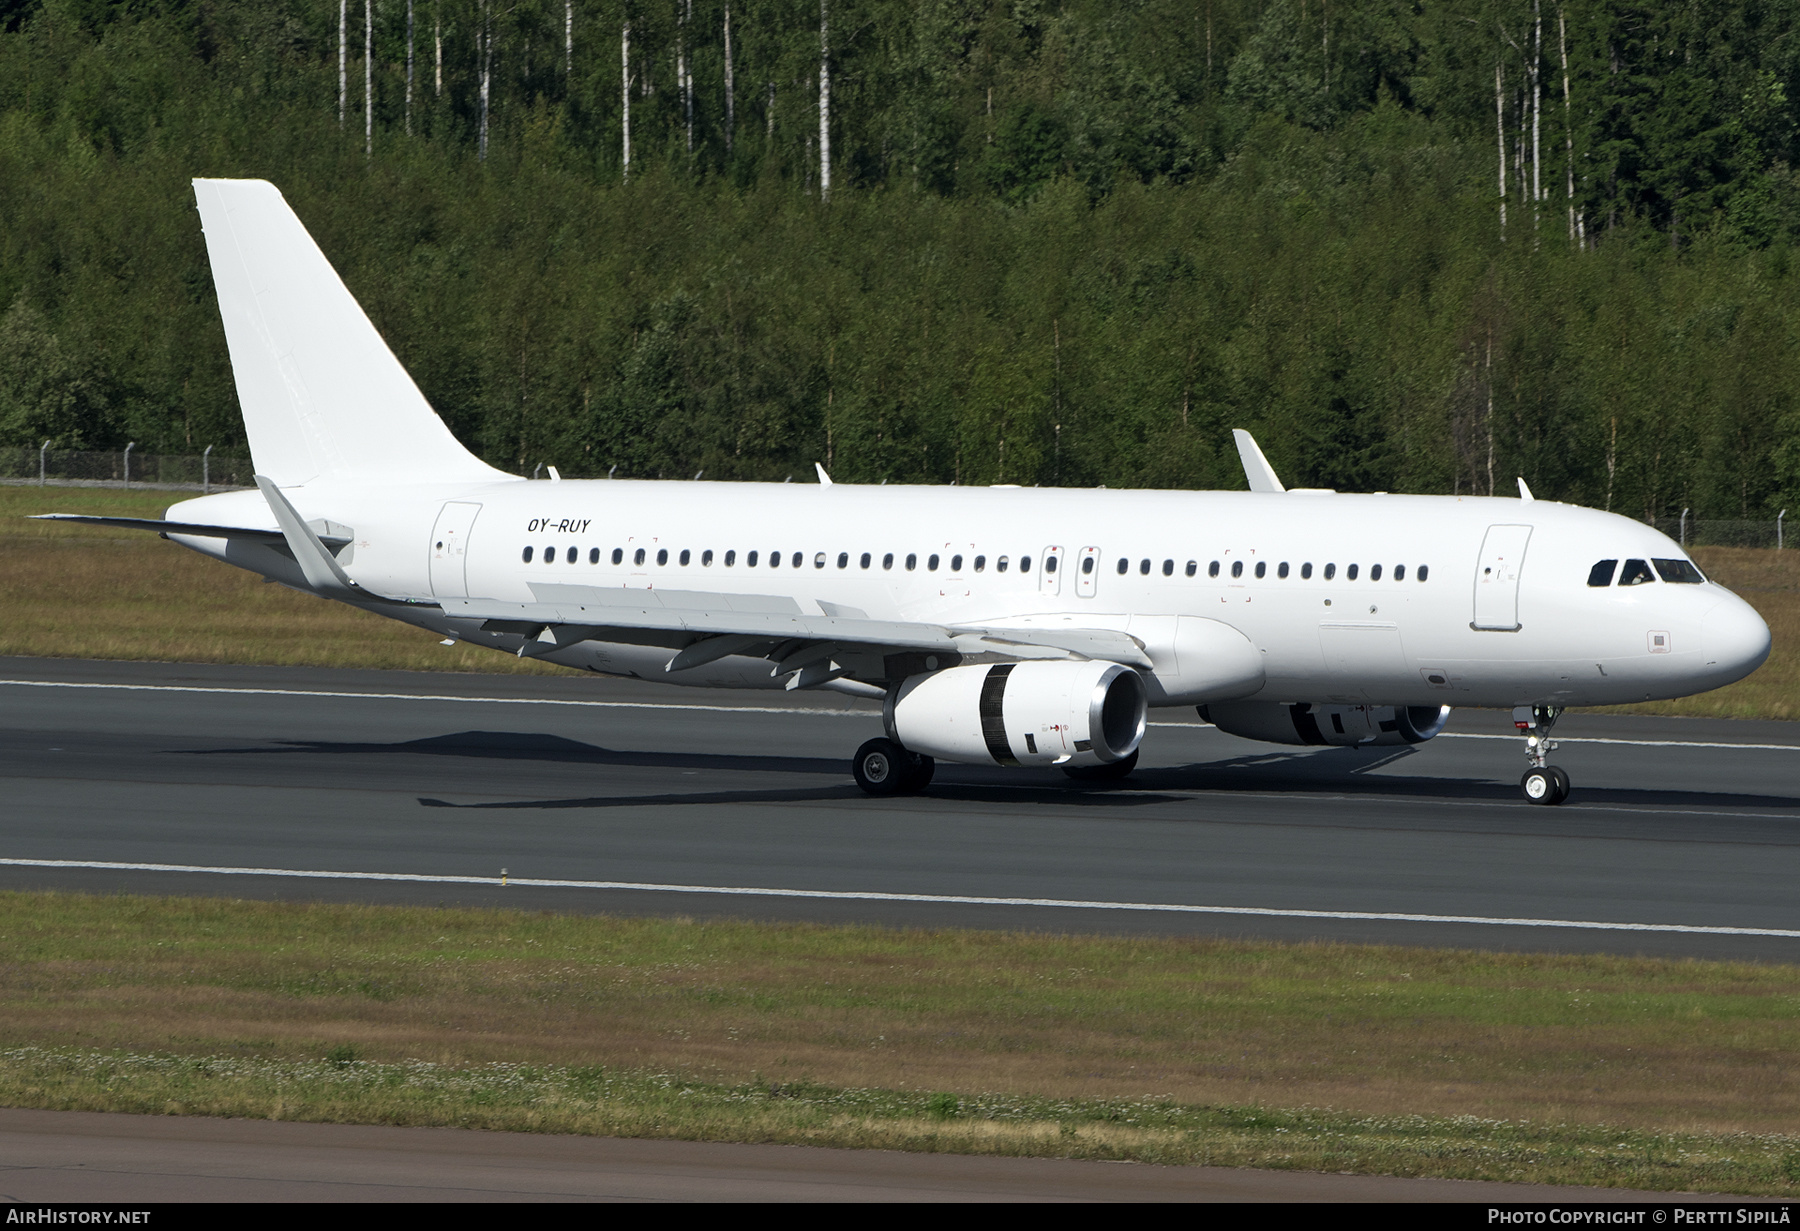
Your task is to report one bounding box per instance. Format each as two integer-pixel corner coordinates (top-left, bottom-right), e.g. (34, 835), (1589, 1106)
(1200, 701), (1451, 748)
(886, 660), (1148, 768)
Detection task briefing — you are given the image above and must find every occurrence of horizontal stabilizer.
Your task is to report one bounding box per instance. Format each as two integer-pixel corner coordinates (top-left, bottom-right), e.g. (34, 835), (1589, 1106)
(31, 513), (349, 549)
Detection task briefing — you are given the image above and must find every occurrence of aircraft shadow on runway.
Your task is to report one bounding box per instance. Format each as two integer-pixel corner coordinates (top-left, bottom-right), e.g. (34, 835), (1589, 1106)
(181, 730), (1800, 816)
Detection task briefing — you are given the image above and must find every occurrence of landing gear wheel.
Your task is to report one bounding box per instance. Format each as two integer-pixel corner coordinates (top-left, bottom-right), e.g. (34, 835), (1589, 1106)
(1521, 767), (1569, 806)
(852, 738), (933, 797)
(1062, 748), (1140, 783)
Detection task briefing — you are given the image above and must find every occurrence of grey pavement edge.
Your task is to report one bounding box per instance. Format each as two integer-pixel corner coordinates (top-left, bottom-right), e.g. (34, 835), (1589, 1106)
(0, 1109), (1731, 1203)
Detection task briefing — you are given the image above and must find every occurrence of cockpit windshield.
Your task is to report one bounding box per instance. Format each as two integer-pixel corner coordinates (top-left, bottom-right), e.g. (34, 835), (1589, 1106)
(1652, 558), (1706, 584)
(1617, 559), (1656, 586)
(1587, 559), (1618, 587)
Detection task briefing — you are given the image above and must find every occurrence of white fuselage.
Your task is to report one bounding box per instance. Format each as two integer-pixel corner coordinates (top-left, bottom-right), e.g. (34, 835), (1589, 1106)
(164, 479), (1772, 711)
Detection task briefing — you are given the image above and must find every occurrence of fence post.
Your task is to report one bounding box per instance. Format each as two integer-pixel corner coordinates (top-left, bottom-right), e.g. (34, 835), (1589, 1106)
(1680, 508), (1689, 547)
(202, 444), (213, 495)
(38, 440), (49, 486)
(123, 442), (135, 489)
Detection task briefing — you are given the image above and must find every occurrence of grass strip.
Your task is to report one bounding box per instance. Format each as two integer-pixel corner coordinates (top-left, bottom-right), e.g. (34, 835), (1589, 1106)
(4, 1046), (1798, 1193)
(2, 889), (1800, 1192)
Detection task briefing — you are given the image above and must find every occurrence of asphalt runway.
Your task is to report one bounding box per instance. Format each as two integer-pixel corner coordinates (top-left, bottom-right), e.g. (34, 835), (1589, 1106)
(2, 656), (1799, 960)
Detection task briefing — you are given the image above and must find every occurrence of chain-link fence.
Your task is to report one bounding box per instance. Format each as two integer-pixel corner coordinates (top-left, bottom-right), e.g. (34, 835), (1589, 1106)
(0, 447), (252, 492)
(1648, 514), (1791, 550)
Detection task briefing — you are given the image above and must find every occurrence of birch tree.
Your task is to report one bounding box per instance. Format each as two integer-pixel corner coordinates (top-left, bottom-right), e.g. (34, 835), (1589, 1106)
(435, 2), (442, 97)
(364, 0), (374, 158)
(819, 0), (831, 202)
(1559, 7), (1583, 246)
(724, 2), (734, 155)
(406, 0), (415, 136)
(621, 19), (631, 180)
(565, 0), (572, 77)
(478, 0), (493, 162)
(1495, 62), (1507, 236)
(338, 0), (347, 128)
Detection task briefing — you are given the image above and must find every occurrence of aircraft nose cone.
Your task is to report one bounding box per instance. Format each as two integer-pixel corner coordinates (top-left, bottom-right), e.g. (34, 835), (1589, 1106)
(1702, 596), (1772, 681)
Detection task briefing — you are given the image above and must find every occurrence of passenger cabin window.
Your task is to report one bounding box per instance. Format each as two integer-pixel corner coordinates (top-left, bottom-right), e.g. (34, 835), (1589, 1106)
(1370, 563), (1382, 581)
(837, 552), (849, 569)
(1587, 559), (1618, 587)
(928, 554), (940, 571)
(860, 552), (872, 569)
(790, 552), (802, 568)
(815, 552), (827, 569)
(1394, 564), (1405, 581)
(725, 550), (736, 566)
(974, 555), (986, 572)
(1653, 558), (1706, 584)
(589, 548), (601, 564)
(1323, 563), (1336, 580)
(612, 547), (624, 565)
(1139, 559), (1151, 575)
(747, 550), (759, 566)
(1254, 561), (1266, 579)
(1209, 561), (1221, 578)
(1618, 558), (1655, 586)
(997, 556), (1009, 572)
(906, 553), (917, 570)
(1347, 563), (1359, 580)
(770, 551), (781, 567)
(1044, 556), (1056, 573)
(950, 554), (963, 572)
(1301, 563), (1313, 579)
(1020, 556), (1032, 572)
(883, 552), (895, 570)
(679, 549), (690, 566)
(564, 547), (575, 564)
(634, 548), (646, 565)
(657, 548), (668, 566)
(1231, 560), (1243, 578)
(1278, 562), (1289, 578)
(1162, 559), (1174, 576)
(1113, 557), (1126, 575)
(1417, 565), (1429, 581)
(1185, 561), (1197, 577)
(702, 549), (713, 566)
(544, 545), (555, 564)
(522, 546), (534, 563)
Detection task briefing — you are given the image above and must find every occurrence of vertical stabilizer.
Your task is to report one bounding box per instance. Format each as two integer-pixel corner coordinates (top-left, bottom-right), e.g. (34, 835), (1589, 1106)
(193, 179), (511, 487)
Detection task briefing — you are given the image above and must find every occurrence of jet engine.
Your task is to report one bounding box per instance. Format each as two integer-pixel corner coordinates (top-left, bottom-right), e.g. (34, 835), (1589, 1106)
(1199, 701), (1451, 747)
(886, 660), (1147, 768)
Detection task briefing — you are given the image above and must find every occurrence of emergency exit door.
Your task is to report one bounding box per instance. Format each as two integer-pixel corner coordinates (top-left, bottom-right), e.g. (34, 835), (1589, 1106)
(1472, 524), (1532, 631)
(429, 502), (482, 598)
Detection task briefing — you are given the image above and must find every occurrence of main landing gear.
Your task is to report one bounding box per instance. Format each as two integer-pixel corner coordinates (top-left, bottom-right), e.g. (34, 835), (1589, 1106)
(852, 737), (935, 797)
(1515, 705), (1570, 805)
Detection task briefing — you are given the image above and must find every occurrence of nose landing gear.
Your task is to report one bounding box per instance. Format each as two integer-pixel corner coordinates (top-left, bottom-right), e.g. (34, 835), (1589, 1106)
(1515, 705), (1569, 805)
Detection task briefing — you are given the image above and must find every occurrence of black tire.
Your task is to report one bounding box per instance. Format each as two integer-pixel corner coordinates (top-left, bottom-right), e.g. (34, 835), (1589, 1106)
(853, 738), (909, 796)
(1521, 767), (1559, 805)
(1548, 765), (1571, 805)
(1062, 748), (1140, 782)
(900, 753), (935, 794)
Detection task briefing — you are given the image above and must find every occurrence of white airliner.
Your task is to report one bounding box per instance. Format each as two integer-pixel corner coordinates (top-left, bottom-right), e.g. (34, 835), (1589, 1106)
(40, 180), (1773, 805)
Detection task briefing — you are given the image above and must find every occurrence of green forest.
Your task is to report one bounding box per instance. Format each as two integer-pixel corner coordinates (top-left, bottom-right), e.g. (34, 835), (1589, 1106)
(3, 0), (1800, 521)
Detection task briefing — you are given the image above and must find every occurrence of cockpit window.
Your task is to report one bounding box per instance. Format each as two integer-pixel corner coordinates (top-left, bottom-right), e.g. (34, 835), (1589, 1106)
(1618, 558), (1656, 586)
(1652, 558), (1706, 584)
(1587, 559), (1618, 587)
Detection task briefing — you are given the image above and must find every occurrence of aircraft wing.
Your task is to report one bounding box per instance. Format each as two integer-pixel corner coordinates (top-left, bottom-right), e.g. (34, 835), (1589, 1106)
(443, 583), (1152, 685)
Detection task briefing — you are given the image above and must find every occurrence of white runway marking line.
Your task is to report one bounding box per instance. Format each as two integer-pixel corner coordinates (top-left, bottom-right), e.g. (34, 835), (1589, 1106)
(4, 680), (1797, 752)
(4, 858), (1798, 939)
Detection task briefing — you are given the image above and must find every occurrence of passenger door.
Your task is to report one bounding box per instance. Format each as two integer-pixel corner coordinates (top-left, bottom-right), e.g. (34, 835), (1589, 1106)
(1039, 545), (1064, 596)
(1472, 524), (1532, 631)
(429, 502), (482, 598)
